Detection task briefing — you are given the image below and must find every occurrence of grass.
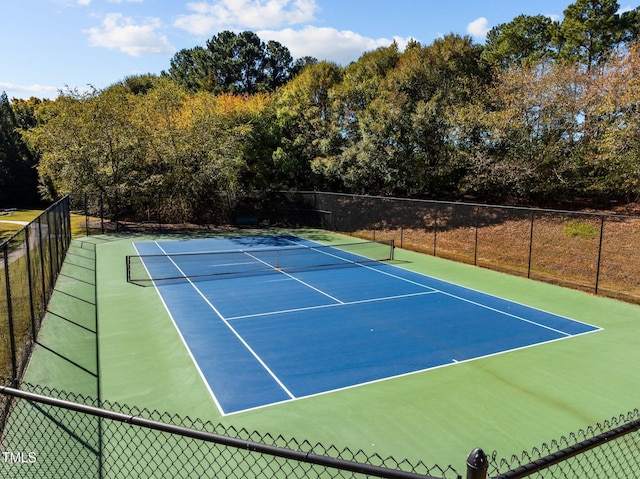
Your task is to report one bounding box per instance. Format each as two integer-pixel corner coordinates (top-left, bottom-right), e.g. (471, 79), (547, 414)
(0, 223), (21, 242)
(0, 210), (40, 242)
(563, 220), (599, 239)
(0, 239), (55, 379)
(1, 209), (97, 244)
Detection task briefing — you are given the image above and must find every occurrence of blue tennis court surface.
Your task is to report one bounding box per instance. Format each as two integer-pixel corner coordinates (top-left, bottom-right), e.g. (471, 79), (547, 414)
(132, 235), (600, 415)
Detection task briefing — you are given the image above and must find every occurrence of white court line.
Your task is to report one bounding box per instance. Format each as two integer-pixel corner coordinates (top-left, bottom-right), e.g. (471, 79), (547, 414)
(282, 237), (586, 337)
(153, 242), (296, 401)
(437, 290), (573, 336)
(134, 242), (225, 413)
(228, 290), (439, 320)
(224, 328), (598, 416)
(138, 237), (602, 416)
(281, 236), (436, 291)
(243, 251), (344, 304)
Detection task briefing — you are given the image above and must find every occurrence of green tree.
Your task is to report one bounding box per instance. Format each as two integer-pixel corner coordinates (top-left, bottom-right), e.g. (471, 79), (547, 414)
(483, 15), (559, 69)
(168, 31), (302, 94)
(263, 40), (294, 90)
(558, 0), (626, 67)
(118, 73), (162, 95)
(24, 86), (140, 207)
(0, 92), (39, 205)
(274, 62), (344, 190)
(129, 79), (268, 221)
(167, 46), (211, 92)
(334, 43), (401, 143)
(327, 35), (490, 196)
(620, 7), (640, 42)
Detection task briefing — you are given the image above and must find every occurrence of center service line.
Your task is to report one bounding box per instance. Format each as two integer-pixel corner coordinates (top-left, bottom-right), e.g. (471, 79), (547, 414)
(154, 242), (296, 400)
(243, 251), (344, 304)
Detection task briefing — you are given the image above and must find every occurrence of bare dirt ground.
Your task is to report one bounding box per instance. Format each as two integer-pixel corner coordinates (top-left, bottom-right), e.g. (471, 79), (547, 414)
(351, 206), (640, 304)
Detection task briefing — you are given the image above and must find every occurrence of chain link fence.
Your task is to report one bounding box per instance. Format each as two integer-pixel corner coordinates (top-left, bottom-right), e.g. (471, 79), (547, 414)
(0, 380), (458, 479)
(307, 192), (640, 304)
(1, 380), (639, 479)
(70, 190), (640, 303)
(487, 409), (640, 479)
(0, 197), (71, 383)
(3, 193), (640, 477)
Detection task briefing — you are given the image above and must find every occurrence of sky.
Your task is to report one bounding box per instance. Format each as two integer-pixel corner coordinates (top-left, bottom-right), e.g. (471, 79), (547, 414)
(2, 0), (640, 101)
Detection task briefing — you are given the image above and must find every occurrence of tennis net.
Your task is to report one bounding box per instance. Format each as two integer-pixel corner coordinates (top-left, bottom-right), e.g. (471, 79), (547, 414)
(126, 240), (395, 284)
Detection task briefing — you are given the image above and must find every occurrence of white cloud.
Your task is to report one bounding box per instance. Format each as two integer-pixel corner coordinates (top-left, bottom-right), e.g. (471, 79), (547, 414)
(174, 0), (319, 35)
(84, 13), (176, 56)
(53, 0), (91, 6)
(0, 82), (61, 99)
(259, 26), (414, 65)
(467, 17), (490, 39)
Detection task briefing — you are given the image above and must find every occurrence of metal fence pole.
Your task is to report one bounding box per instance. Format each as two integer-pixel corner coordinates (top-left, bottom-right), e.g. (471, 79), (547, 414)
(46, 211), (55, 291)
(100, 192), (105, 234)
(3, 243), (18, 384)
(114, 189), (119, 233)
(37, 217), (47, 309)
(466, 448), (488, 479)
(52, 209), (60, 276)
(24, 226), (36, 342)
(84, 192), (90, 236)
(433, 203), (439, 257)
(63, 196), (71, 248)
(527, 211), (535, 279)
(474, 206), (479, 266)
(595, 215), (605, 295)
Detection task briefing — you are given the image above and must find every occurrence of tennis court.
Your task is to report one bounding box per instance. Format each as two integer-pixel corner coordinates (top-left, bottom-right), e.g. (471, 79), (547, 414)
(128, 234), (599, 415)
(18, 226), (640, 472)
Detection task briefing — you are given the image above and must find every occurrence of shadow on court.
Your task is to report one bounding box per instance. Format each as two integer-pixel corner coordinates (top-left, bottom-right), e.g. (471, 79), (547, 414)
(24, 238), (100, 398)
(1, 238), (103, 478)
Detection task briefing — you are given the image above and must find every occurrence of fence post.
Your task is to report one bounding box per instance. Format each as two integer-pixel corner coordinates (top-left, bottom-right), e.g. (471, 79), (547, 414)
(100, 192), (105, 234)
(466, 448), (488, 479)
(24, 226), (37, 342)
(47, 211), (55, 289)
(433, 203), (439, 257)
(83, 192), (89, 236)
(3, 243), (18, 384)
(53, 207), (61, 275)
(63, 196), (72, 248)
(527, 211), (535, 279)
(37, 217), (47, 309)
(474, 206), (479, 266)
(595, 215), (605, 295)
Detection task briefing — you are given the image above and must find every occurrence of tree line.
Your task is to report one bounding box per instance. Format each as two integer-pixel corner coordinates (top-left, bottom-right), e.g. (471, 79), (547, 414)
(2, 0), (640, 218)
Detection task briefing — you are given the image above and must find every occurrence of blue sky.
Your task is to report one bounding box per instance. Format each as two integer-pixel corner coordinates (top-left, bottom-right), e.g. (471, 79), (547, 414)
(2, 0), (639, 100)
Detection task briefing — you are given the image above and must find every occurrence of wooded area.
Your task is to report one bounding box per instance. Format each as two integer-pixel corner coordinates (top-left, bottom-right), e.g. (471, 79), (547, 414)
(2, 0), (640, 218)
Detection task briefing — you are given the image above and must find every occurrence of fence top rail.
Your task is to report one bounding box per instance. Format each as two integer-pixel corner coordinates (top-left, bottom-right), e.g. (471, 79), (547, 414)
(0, 195), (70, 250)
(0, 385), (440, 479)
(491, 416), (640, 479)
(296, 191), (640, 221)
